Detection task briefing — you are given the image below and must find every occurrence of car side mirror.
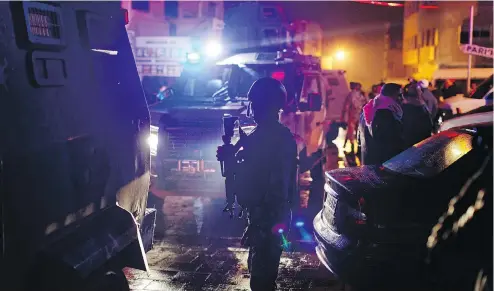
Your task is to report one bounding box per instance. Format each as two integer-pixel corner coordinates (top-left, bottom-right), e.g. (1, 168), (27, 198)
(307, 93), (322, 111)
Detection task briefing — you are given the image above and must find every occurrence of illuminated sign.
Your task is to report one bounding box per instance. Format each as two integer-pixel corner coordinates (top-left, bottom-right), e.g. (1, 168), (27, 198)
(134, 37), (191, 77)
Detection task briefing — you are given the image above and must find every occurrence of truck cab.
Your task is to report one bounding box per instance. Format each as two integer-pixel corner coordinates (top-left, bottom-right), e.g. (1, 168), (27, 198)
(0, 2), (155, 290)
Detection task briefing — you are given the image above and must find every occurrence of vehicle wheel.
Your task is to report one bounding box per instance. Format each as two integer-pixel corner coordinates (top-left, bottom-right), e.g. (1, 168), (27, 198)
(85, 269), (130, 291)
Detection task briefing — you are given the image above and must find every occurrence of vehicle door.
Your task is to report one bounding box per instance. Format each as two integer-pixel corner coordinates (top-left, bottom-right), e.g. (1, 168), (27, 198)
(322, 70), (350, 121)
(300, 71), (326, 157)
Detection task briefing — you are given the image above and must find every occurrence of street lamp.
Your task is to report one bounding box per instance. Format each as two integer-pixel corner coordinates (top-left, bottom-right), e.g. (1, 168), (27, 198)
(335, 50), (345, 61)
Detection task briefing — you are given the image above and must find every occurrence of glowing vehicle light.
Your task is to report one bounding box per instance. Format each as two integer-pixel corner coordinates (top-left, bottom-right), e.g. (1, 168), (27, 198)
(91, 49), (118, 55)
(295, 221), (304, 228)
(187, 52), (201, 62)
(205, 41), (222, 58)
(147, 133), (158, 156)
(278, 228), (284, 234)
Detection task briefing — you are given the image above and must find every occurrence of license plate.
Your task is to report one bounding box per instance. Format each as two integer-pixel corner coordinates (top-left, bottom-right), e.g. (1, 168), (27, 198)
(178, 160), (216, 174)
(179, 160), (199, 173)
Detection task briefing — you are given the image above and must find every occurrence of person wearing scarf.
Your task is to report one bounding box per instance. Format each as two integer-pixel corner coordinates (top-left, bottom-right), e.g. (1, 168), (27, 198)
(357, 83), (404, 165)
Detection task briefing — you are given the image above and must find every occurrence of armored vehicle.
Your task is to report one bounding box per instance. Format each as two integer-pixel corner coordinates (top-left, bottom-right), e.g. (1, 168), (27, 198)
(149, 49), (349, 198)
(0, 2), (155, 290)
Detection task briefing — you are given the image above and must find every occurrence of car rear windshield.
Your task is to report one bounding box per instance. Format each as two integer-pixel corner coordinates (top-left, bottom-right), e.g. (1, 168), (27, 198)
(383, 130), (474, 178)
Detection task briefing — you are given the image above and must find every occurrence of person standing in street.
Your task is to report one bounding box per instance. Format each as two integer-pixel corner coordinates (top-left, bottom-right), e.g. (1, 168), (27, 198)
(368, 82), (384, 100)
(217, 77), (297, 291)
(357, 83), (404, 165)
(401, 83), (433, 149)
(341, 82), (368, 154)
(418, 79), (438, 120)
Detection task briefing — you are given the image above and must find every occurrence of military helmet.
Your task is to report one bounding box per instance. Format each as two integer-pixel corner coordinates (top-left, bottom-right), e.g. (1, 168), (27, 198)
(247, 77), (287, 112)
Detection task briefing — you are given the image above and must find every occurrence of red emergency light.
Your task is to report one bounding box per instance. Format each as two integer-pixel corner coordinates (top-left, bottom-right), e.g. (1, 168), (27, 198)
(122, 9), (129, 25)
(271, 71), (285, 82)
(353, 1), (403, 7)
(353, 1), (438, 9)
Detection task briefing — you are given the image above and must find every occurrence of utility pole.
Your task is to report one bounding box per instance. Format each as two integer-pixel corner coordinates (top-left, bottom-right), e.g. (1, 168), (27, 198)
(466, 5), (474, 92)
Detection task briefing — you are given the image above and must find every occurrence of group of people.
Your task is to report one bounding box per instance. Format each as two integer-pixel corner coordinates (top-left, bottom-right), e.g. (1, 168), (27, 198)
(215, 76), (444, 290)
(341, 79), (438, 166)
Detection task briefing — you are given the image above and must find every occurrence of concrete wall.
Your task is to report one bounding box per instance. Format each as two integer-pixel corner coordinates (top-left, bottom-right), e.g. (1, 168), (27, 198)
(325, 23), (387, 92)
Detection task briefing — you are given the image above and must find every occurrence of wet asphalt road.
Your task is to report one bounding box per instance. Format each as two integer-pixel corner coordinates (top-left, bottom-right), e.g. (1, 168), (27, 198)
(125, 236), (342, 291)
(126, 129), (352, 291)
(129, 187), (341, 291)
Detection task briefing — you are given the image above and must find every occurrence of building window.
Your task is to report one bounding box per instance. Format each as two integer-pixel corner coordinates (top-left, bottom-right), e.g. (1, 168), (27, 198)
(182, 1), (199, 18)
(131, 1), (149, 12)
(207, 2), (217, 18)
(169, 23), (177, 36)
(413, 35), (418, 49)
(165, 1), (178, 18)
(460, 26), (492, 44)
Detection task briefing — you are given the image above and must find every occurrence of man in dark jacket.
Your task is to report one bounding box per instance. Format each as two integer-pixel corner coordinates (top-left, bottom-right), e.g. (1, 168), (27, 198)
(357, 83), (404, 165)
(402, 84), (433, 148)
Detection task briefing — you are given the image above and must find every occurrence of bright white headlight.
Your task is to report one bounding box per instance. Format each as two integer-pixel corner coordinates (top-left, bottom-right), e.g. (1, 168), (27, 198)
(147, 133), (158, 156)
(205, 41), (222, 58)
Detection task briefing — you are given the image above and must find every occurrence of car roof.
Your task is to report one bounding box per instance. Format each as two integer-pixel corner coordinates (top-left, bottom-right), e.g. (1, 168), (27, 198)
(216, 52), (294, 66)
(439, 110), (493, 131)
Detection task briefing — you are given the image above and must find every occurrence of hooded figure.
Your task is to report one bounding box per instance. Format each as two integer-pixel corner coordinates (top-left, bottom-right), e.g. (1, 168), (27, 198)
(402, 84), (433, 148)
(357, 83), (404, 165)
(418, 79), (438, 119)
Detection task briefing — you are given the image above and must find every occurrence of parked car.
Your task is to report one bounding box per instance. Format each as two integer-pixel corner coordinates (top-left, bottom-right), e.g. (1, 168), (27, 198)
(439, 107), (493, 132)
(438, 75), (493, 115)
(314, 124), (491, 288)
(426, 124), (492, 291)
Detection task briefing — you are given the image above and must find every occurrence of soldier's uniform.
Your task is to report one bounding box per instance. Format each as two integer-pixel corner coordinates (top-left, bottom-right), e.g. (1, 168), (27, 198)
(235, 121), (297, 291)
(222, 77), (298, 291)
